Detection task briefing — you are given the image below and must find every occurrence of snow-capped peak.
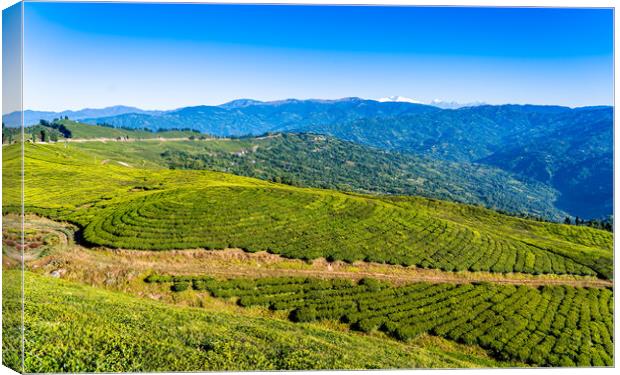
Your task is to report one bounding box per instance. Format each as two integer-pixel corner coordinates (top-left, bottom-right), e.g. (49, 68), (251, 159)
(376, 96), (423, 104)
(429, 99), (487, 109)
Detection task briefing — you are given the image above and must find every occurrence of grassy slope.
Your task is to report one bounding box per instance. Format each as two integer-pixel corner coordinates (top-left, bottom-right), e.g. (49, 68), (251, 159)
(1, 120), (200, 142)
(159, 133), (566, 220)
(2, 270), (519, 372)
(58, 120), (200, 139)
(2, 142), (612, 278)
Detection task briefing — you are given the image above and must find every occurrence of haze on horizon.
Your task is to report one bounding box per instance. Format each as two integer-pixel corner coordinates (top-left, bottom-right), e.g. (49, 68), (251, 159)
(3, 3), (613, 113)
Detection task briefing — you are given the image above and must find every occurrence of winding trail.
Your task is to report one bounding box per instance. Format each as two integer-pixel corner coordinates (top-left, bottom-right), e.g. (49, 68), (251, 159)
(7, 215), (613, 289)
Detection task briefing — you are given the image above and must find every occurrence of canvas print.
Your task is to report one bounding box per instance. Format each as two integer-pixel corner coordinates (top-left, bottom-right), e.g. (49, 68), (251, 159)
(1, 1), (614, 372)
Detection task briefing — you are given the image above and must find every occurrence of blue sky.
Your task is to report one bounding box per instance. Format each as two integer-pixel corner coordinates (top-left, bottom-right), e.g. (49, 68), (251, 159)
(14, 3), (615, 111)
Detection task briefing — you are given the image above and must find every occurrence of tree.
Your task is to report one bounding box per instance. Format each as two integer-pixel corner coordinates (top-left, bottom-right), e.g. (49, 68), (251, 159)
(564, 217), (572, 225)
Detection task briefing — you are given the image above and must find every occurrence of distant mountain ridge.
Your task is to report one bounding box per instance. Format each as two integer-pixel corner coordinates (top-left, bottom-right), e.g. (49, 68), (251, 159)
(3, 96), (484, 127)
(77, 97), (438, 136)
(376, 96), (487, 109)
(2, 105), (163, 127)
(429, 99), (488, 109)
(376, 96), (423, 104)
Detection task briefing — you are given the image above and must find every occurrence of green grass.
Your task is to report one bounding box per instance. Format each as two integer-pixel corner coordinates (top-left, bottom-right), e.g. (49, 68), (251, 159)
(163, 275), (612, 367)
(2, 270), (522, 372)
(2, 142), (613, 278)
(58, 120), (200, 139)
(2, 120), (201, 143)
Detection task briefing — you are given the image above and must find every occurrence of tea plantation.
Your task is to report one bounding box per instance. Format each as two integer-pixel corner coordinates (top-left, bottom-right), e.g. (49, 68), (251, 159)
(2, 142), (613, 278)
(1, 139), (614, 371)
(151, 275), (614, 367)
(2, 271), (521, 372)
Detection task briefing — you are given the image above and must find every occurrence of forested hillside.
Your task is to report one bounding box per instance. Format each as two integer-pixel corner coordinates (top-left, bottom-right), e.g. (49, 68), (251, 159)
(481, 107), (613, 218)
(159, 133), (566, 220)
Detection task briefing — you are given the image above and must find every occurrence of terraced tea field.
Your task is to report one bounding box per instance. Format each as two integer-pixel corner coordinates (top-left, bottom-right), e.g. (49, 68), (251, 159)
(2, 142), (613, 278)
(150, 275), (614, 367)
(81, 186), (605, 277)
(4, 271), (521, 372)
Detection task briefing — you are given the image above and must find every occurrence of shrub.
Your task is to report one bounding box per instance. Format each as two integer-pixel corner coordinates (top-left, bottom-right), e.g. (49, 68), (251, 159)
(358, 278), (387, 292)
(290, 307), (317, 323)
(144, 274), (173, 283)
(171, 282), (190, 292)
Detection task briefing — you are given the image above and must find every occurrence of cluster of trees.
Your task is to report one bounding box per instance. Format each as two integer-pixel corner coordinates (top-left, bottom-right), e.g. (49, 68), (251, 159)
(95, 122), (145, 131)
(95, 122), (201, 135)
(157, 127), (199, 133)
(39, 119), (72, 138)
(155, 275), (613, 367)
(490, 212), (613, 233)
(2, 122), (14, 144)
(564, 216), (613, 232)
(2, 121), (67, 144)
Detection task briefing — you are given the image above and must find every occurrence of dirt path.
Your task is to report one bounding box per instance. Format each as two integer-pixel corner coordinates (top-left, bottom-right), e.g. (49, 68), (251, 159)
(31, 245), (613, 289)
(63, 137), (204, 143)
(5, 132), (283, 146)
(3, 137), (216, 146)
(168, 264), (614, 288)
(8, 215), (613, 289)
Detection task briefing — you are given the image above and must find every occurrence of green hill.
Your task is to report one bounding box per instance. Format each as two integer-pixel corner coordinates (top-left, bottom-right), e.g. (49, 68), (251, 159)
(16, 131), (569, 220)
(2, 120), (200, 144)
(59, 120), (200, 139)
(3, 271), (516, 372)
(3, 142), (612, 278)
(158, 132), (567, 220)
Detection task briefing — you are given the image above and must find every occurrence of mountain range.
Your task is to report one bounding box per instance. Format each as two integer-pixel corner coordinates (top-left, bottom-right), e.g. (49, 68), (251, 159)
(2, 97), (483, 127)
(1, 105), (163, 127)
(2, 97), (612, 219)
(376, 96), (486, 109)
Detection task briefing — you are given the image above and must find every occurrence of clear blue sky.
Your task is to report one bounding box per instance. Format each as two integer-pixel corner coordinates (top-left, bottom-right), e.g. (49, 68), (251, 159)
(16, 2), (614, 111)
